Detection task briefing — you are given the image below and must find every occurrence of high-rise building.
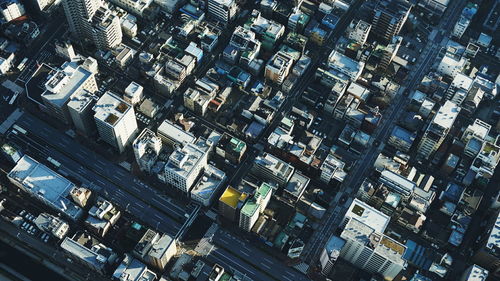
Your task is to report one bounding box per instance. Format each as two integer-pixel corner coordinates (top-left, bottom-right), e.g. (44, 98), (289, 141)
(133, 128), (162, 173)
(339, 218), (407, 280)
(91, 6), (123, 50)
(164, 143), (207, 193)
(371, 0), (412, 43)
(68, 90), (98, 136)
(218, 186), (248, 222)
(93, 91), (138, 153)
(207, 0), (237, 24)
(265, 51), (294, 84)
(62, 0), (101, 40)
(1, 0), (25, 22)
(347, 19), (371, 45)
(320, 235), (346, 276)
(417, 101), (460, 160)
(252, 152), (294, 187)
(239, 182), (272, 231)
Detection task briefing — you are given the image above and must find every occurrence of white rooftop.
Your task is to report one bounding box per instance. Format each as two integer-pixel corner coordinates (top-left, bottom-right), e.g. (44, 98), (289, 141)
(380, 170), (417, 194)
(464, 264), (489, 281)
(451, 73), (474, 91)
(327, 50), (365, 79)
(67, 90), (96, 113)
(42, 62), (93, 107)
(93, 91), (132, 126)
(165, 143), (205, 180)
(157, 119), (195, 145)
(433, 100), (460, 130)
(191, 164), (226, 203)
(344, 198), (390, 233)
(486, 211), (500, 252)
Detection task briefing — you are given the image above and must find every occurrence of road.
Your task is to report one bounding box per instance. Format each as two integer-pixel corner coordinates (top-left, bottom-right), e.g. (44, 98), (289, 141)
(6, 112), (199, 237)
(300, 0), (468, 269)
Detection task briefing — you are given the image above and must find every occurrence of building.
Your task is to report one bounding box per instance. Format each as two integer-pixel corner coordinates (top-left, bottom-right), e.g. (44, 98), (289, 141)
(379, 170), (416, 199)
(112, 254), (157, 281)
(474, 210), (500, 277)
(190, 164), (227, 207)
(388, 125), (416, 152)
(157, 119), (195, 147)
(215, 133), (246, 164)
(437, 51), (467, 78)
(320, 235), (346, 276)
(93, 91), (139, 153)
(91, 6), (123, 50)
(147, 234), (177, 270)
(70, 187), (92, 207)
(164, 143), (207, 193)
(239, 182), (272, 231)
(40, 60), (98, 125)
(265, 51), (294, 84)
(452, 3), (478, 39)
(0, 53), (14, 75)
(61, 233), (117, 274)
(327, 50), (365, 81)
(85, 197), (121, 237)
(1, 0), (25, 22)
(348, 19), (371, 45)
(34, 213), (70, 239)
(108, 0), (153, 17)
(124, 81), (143, 105)
(68, 90), (98, 136)
(283, 172), (309, 203)
(417, 101), (460, 160)
(371, 0), (412, 43)
(207, 0), (237, 24)
(340, 218), (407, 280)
(62, 0), (100, 41)
(320, 154), (346, 184)
(343, 199), (390, 233)
(418, 0), (450, 16)
(218, 186), (248, 222)
(33, 0), (56, 12)
(133, 128), (162, 173)
(7, 155), (83, 221)
(460, 264), (488, 281)
(252, 152), (294, 187)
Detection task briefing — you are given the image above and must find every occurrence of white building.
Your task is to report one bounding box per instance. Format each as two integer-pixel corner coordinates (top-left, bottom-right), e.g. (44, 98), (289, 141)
(68, 90), (98, 136)
(146, 234), (177, 270)
(320, 154), (346, 183)
(417, 101), (460, 160)
(459, 264), (488, 281)
(62, 0), (101, 42)
(7, 155), (83, 221)
(190, 164), (226, 207)
(124, 81), (144, 105)
(93, 91), (138, 153)
(133, 128), (162, 173)
(239, 182), (272, 231)
(91, 6), (123, 50)
(264, 51), (294, 84)
(32, 0), (55, 12)
(61, 233), (117, 274)
(1, 0), (25, 22)
(0, 53), (14, 75)
(379, 169), (417, 199)
(437, 52), (467, 77)
(157, 119), (195, 147)
(55, 41), (77, 61)
(320, 235), (346, 275)
(34, 213), (70, 239)
(112, 254), (157, 281)
(164, 143), (207, 193)
(327, 50), (365, 81)
(108, 0), (153, 17)
(252, 152), (294, 187)
(348, 19), (371, 45)
(343, 198), (390, 233)
(340, 218), (407, 281)
(207, 0), (237, 24)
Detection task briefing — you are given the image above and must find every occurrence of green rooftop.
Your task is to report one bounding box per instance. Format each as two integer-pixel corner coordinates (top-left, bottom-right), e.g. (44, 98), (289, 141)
(241, 182), (272, 217)
(230, 137), (246, 153)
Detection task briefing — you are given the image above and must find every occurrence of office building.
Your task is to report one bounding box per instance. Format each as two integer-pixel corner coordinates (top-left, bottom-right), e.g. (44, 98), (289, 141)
(191, 164), (227, 207)
(327, 50), (365, 81)
(68, 90), (98, 136)
(207, 0), (237, 24)
(91, 6), (123, 50)
(70, 187), (92, 207)
(252, 152), (294, 187)
(239, 182), (272, 231)
(85, 197), (121, 237)
(320, 235), (346, 276)
(417, 101), (460, 160)
(219, 186), (248, 222)
(157, 119), (195, 147)
(112, 254), (157, 281)
(283, 172), (310, 203)
(93, 91), (139, 153)
(388, 125), (416, 152)
(40, 60), (98, 125)
(34, 213), (70, 239)
(320, 154), (346, 183)
(164, 143), (207, 193)
(348, 19), (371, 45)
(108, 0), (153, 17)
(418, 0), (450, 16)
(371, 0), (412, 43)
(215, 133), (247, 164)
(265, 51), (294, 84)
(1, 0), (25, 22)
(61, 232), (117, 274)
(133, 128), (162, 173)
(7, 155), (83, 221)
(379, 170), (417, 199)
(437, 51), (467, 78)
(459, 264), (488, 281)
(146, 234), (177, 270)
(343, 198), (390, 233)
(340, 218), (407, 280)
(124, 81), (143, 105)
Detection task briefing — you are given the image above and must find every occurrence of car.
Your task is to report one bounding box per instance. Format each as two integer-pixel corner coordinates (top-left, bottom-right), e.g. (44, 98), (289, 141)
(19, 210), (26, 216)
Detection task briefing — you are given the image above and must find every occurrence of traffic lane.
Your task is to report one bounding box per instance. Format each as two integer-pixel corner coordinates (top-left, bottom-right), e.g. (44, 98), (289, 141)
(7, 132), (182, 236)
(213, 230), (310, 281)
(15, 113), (187, 219)
(206, 248), (274, 281)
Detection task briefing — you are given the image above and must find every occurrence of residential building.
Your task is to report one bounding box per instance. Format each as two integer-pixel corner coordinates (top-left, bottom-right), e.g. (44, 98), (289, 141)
(108, 0), (153, 17)
(459, 264), (488, 281)
(379, 170), (416, 199)
(320, 235), (346, 276)
(124, 81), (143, 105)
(452, 3), (478, 39)
(340, 218), (407, 280)
(61, 233), (117, 274)
(218, 186), (248, 222)
(462, 119), (491, 143)
(417, 101), (460, 160)
(164, 143), (207, 193)
(7, 155), (83, 221)
(437, 51), (467, 78)
(34, 213), (70, 239)
(91, 6), (123, 50)
(62, 0), (101, 41)
(371, 0), (412, 43)
(265, 51), (294, 84)
(191, 164), (227, 207)
(112, 254), (157, 281)
(85, 197), (121, 237)
(446, 73), (473, 105)
(418, 0), (450, 16)
(68, 90), (98, 136)
(93, 91), (138, 153)
(70, 187), (92, 207)
(207, 0), (237, 24)
(327, 50), (365, 81)
(252, 152), (294, 187)
(348, 19), (371, 45)
(215, 133), (246, 164)
(320, 154), (346, 183)
(388, 125), (416, 152)
(184, 87), (214, 117)
(133, 128), (162, 173)
(239, 182), (272, 231)
(157, 119), (195, 147)
(1, 0), (25, 22)
(146, 234), (177, 270)
(0, 53), (14, 75)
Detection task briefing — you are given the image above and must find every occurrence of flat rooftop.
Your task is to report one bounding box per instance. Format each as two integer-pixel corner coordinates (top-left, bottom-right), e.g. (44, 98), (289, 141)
(219, 186), (247, 208)
(165, 143), (205, 180)
(433, 100), (460, 130)
(157, 119), (195, 145)
(67, 90), (97, 113)
(42, 62), (93, 107)
(191, 164), (226, 202)
(7, 155), (82, 219)
(344, 198), (390, 233)
(93, 91), (132, 126)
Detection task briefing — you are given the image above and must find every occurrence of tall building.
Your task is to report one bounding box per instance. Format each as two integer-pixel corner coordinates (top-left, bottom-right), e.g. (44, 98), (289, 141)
(133, 128), (162, 173)
(320, 235), (346, 276)
(459, 264), (488, 281)
(348, 19), (371, 45)
(207, 0), (237, 24)
(93, 91), (139, 153)
(62, 0), (122, 49)
(218, 186), (248, 222)
(252, 152), (294, 187)
(264, 51), (294, 84)
(164, 143), (207, 193)
(239, 182), (272, 231)
(371, 0), (412, 43)
(1, 0), (25, 22)
(417, 101), (460, 160)
(68, 90), (98, 136)
(339, 218), (407, 280)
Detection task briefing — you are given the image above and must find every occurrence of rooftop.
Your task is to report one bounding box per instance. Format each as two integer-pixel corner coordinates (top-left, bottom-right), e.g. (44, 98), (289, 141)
(93, 92), (132, 126)
(165, 143), (205, 180)
(241, 182), (272, 217)
(157, 119), (195, 145)
(219, 186), (247, 208)
(67, 90), (97, 113)
(344, 198), (390, 233)
(432, 100), (460, 130)
(191, 164), (226, 202)
(284, 172), (310, 200)
(327, 50), (364, 78)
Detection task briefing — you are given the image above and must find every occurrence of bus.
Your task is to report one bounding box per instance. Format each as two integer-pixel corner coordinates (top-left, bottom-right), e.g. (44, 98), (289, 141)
(8, 92), (19, 105)
(47, 157), (61, 169)
(17, 57), (28, 71)
(12, 124), (27, 134)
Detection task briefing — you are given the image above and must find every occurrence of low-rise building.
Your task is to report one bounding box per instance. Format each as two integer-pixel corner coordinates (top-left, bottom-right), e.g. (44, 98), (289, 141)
(215, 133), (246, 164)
(34, 213), (70, 239)
(157, 119), (195, 147)
(85, 197), (121, 237)
(61, 233), (117, 274)
(191, 164), (227, 207)
(124, 81), (143, 106)
(252, 152), (294, 187)
(112, 254), (157, 281)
